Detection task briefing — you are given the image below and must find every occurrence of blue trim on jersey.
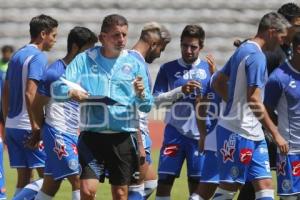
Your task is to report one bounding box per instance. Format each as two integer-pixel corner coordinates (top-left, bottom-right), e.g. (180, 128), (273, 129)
(6, 44), (47, 118)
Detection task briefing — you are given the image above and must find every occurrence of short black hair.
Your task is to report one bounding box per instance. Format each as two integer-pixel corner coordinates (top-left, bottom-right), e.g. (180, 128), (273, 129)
(292, 31), (300, 50)
(30, 14), (58, 39)
(278, 3), (300, 22)
(180, 25), (205, 47)
(67, 26), (98, 53)
(100, 14), (128, 33)
(1, 45), (14, 53)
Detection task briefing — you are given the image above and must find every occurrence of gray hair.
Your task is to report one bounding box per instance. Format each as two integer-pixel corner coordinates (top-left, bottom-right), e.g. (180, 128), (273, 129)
(258, 12), (291, 33)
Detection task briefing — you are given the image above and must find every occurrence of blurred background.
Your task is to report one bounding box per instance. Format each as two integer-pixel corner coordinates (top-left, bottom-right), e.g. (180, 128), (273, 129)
(0, 0), (295, 79)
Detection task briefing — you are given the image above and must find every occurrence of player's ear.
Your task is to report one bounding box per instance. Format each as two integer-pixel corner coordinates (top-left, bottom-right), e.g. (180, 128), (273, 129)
(40, 30), (47, 40)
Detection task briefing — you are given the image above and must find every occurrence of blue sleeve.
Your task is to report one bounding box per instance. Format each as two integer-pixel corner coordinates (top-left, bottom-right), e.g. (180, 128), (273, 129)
(51, 55), (84, 100)
(38, 68), (59, 97)
(135, 61), (154, 113)
(264, 71), (283, 110)
(245, 53), (266, 88)
(28, 53), (47, 81)
(220, 58), (231, 76)
(153, 65), (169, 96)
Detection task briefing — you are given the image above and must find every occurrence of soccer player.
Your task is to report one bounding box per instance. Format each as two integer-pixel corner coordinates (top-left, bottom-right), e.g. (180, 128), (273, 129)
(128, 22), (171, 200)
(211, 12), (290, 200)
(2, 14), (58, 197)
(13, 26), (98, 200)
(52, 14), (152, 200)
(153, 25), (212, 200)
(264, 32), (300, 200)
(238, 4), (300, 199)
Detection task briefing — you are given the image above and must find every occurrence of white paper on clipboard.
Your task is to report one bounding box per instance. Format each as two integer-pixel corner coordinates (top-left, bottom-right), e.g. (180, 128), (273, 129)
(60, 78), (87, 93)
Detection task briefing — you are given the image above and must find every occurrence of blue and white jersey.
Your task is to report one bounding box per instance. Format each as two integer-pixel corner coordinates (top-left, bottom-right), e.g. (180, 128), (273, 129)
(52, 46), (153, 133)
(38, 59), (79, 135)
(5, 44), (47, 130)
(128, 50), (151, 136)
(204, 91), (222, 152)
(218, 41), (267, 141)
(153, 58), (211, 140)
(264, 61), (300, 154)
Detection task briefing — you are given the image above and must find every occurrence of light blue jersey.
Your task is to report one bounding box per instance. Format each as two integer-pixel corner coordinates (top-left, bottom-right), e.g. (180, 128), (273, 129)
(5, 44), (47, 130)
(218, 41), (268, 141)
(264, 61), (300, 154)
(52, 46), (153, 133)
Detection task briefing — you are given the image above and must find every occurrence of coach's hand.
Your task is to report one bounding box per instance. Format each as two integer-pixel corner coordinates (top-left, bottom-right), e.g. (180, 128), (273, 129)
(69, 89), (89, 102)
(133, 76), (145, 99)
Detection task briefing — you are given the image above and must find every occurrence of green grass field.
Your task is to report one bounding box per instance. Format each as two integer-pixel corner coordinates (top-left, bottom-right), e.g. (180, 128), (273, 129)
(3, 149), (279, 199)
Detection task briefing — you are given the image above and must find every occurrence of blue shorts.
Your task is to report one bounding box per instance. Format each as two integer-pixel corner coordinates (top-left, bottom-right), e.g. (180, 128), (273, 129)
(42, 123), (79, 180)
(216, 126), (272, 184)
(277, 154), (300, 196)
(200, 150), (219, 184)
(0, 142), (6, 199)
(6, 128), (45, 168)
(141, 130), (152, 164)
(158, 124), (202, 179)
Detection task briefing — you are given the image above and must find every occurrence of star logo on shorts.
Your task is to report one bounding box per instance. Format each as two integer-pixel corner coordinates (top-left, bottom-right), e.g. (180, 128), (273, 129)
(220, 140), (235, 163)
(53, 140), (69, 160)
(277, 160), (286, 176)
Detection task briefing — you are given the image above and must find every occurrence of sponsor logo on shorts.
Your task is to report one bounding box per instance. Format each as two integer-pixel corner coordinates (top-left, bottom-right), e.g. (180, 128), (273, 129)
(68, 159), (79, 171)
(38, 141), (44, 151)
(282, 179), (291, 192)
(292, 161), (300, 176)
(277, 160), (286, 176)
(163, 144), (179, 157)
(239, 148), (253, 165)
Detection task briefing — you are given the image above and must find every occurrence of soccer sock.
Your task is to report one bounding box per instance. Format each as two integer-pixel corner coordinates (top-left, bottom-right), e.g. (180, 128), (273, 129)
(212, 187), (236, 200)
(12, 179), (43, 200)
(280, 196), (298, 200)
(255, 189), (274, 200)
(189, 193), (204, 200)
(144, 179), (157, 199)
(13, 188), (22, 197)
(72, 190), (80, 200)
(128, 184), (145, 200)
(155, 197), (170, 200)
(34, 191), (53, 200)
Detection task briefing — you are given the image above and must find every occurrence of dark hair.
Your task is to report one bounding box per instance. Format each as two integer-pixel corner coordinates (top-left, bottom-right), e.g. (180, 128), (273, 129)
(1, 45), (14, 53)
(67, 26), (98, 53)
(257, 12), (291, 33)
(278, 3), (300, 22)
(29, 14), (58, 39)
(100, 14), (128, 33)
(292, 31), (300, 50)
(180, 25), (205, 47)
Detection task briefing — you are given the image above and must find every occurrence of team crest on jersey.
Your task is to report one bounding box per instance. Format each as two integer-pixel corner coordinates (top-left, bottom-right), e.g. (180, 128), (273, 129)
(239, 148), (253, 165)
(122, 64), (133, 74)
(163, 144), (179, 157)
(53, 139), (69, 160)
(282, 179), (292, 192)
(220, 134), (236, 163)
(277, 160), (286, 176)
(91, 64), (100, 73)
(292, 161), (300, 176)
